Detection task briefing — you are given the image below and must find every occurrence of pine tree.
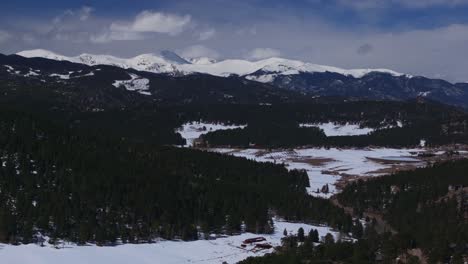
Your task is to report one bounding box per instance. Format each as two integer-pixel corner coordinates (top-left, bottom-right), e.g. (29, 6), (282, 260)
(297, 227), (305, 242)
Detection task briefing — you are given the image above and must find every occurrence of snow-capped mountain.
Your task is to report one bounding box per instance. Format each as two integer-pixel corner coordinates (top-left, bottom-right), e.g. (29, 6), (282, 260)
(17, 49), (183, 74)
(4, 51), (468, 108)
(16, 49), (404, 80)
(187, 57), (218, 65)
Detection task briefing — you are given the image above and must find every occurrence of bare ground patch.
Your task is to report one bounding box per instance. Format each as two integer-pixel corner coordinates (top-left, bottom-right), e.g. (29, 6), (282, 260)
(288, 157), (336, 166)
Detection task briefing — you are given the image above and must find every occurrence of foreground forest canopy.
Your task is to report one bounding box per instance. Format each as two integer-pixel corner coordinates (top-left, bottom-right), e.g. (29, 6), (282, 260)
(0, 106), (353, 244)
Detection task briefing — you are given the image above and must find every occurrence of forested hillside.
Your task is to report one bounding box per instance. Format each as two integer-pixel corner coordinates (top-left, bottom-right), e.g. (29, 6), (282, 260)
(176, 101), (468, 148)
(240, 160), (468, 263)
(0, 107), (352, 245)
(338, 160), (468, 262)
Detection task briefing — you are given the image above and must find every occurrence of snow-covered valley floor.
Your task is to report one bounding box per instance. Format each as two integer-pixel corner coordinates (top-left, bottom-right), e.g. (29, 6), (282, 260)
(175, 121), (429, 198)
(1, 220), (337, 264)
(210, 147), (425, 198)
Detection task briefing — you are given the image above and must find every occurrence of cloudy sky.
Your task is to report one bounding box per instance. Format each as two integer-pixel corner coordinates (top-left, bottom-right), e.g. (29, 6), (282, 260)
(1, 0), (468, 82)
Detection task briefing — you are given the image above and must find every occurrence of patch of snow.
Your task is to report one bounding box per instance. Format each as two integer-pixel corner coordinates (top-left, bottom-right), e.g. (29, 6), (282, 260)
(112, 73), (151, 95)
(300, 122), (374, 137)
(418, 91), (431, 97)
(246, 74), (277, 83)
(0, 220), (337, 264)
(176, 122), (247, 147)
(49, 73), (71, 80)
(3, 65), (14, 72)
(420, 139), (426, 147)
(77, 72), (95, 77)
(24, 69), (40, 77)
(138, 91), (152, 96)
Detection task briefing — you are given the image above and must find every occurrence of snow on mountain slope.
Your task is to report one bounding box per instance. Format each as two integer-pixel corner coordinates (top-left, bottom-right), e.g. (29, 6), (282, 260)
(17, 49), (181, 74)
(16, 49), (404, 79)
(185, 57), (402, 78)
(187, 57), (218, 65)
(17, 49), (72, 62)
(112, 73), (151, 95)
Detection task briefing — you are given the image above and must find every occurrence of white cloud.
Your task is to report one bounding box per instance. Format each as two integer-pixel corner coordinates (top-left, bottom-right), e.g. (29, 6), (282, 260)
(53, 6), (94, 24)
(179, 45), (220, 59)
(111, 11), (191, 36)
(198, 28), (216, 41)
(0, 30), (11, 43)
(79, 6), (94, 21)
(22, 34), (37, 45)
(90, 11), (192, 43)
(246, 48), (281, 60)
(90, 31), (145, 43)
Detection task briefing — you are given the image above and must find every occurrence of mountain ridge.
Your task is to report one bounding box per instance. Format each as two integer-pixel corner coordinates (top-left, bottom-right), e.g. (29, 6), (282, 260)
(4, 51), (468, 109)
(16, 49), (405, 79)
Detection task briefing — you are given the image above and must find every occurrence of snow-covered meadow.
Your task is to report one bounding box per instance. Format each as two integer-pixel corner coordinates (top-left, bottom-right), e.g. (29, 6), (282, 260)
(176, 122), (246, 147)
(0, 220), (337, 264)
(176, 121), (426, 198)
(299, 122), (375, 136)
(212, 147), (424, 198)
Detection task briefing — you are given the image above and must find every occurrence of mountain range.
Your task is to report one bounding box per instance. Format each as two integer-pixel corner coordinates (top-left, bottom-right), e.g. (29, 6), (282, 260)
(3, 49), (468, 109)
(17, 49), (404, 78)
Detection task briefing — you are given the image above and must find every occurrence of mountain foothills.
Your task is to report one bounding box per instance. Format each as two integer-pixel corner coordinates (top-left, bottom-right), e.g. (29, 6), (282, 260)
(0, 49), (467, 264)
(11, 49), (468, 109)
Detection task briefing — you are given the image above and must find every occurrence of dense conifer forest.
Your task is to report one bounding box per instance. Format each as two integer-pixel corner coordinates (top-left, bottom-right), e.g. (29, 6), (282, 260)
(200, 121), (468, 148)
(180, 101), (468, 148)
(338, 160), (468, 262)
(239, 160), (468, 263)
(0, 72), (467, 262)
(0, 106), (353, 245)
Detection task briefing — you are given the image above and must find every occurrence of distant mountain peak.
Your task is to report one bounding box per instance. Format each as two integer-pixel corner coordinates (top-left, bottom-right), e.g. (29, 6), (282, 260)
(159, 50), (191, 64)
(187, 57), (218, 65)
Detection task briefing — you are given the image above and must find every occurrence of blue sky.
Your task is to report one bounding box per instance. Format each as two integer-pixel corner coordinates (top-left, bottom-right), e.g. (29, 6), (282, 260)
(1, 0), (468, 81)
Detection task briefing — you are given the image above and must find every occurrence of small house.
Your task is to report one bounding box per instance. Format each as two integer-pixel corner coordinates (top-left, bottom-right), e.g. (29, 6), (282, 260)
(243, 237), (266, 244)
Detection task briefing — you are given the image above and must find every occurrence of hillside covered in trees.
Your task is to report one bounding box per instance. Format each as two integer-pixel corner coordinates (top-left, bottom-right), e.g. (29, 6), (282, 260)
(239, 159), (468, 263)
(180, 101), (468, 148)
(0, 106), (353, 245)
(337, 160), (468, 263)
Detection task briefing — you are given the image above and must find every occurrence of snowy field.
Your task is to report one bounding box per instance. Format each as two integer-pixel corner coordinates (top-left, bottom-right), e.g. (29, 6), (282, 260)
(176, 122), (373, 147)
(299, 122), (375, 136)
(0, 220), (337, 264)
(175, 122), (426, 198)
(211, 148), (425, 198)
(176, 122), (246, 147)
